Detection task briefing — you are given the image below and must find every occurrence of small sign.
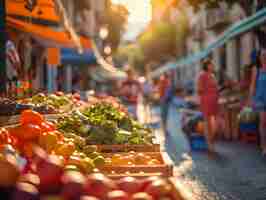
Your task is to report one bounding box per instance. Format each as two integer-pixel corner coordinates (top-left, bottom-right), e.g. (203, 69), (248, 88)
(47, 48), (61, 65)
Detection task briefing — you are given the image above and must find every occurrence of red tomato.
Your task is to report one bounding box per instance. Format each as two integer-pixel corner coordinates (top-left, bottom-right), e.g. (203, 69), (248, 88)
(73, 93), (81, 100)
(22, 142), (35, 158)
(0, 128), (10, 144)
(55, 91), (64, 96)
(53, 131), (64, 141)
(39, 122), (56, 133)
(16, 124), (42, 141)
(46, 121), (56, 131)
(20, 110), (45, 125)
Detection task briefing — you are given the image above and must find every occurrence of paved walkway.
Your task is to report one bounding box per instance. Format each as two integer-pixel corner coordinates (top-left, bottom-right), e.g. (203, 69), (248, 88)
(148, 104), (266, 200)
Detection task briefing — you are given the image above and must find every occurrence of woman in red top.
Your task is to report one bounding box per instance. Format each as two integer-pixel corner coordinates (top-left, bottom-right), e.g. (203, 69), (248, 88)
(197, 59), (219, 153)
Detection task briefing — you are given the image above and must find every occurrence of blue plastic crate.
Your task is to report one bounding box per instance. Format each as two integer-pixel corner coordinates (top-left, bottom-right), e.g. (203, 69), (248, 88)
(239, 123), (258, 132)
(189, 134), (208, 151)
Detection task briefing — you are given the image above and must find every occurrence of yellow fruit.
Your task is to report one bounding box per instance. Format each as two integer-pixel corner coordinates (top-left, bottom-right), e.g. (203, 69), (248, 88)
(93, 156), (105, 169)
(134, 153), (147, 165)
(55, 142), (75, 158)
(82, 158), (95, 173)
(112, 154), (121, 160)
(64, 165), (80, 172)
(83, 145), (98, 154)
(105, 158), (112, 166)
(38, 132), (58, 153)
(66, 156), (87, 172)
(87, 152), (100, 159)
(148, 159), (161, 165)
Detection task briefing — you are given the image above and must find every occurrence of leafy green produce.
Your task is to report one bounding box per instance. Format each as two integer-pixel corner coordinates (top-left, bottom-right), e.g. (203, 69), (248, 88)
(56, 102), (154, 145)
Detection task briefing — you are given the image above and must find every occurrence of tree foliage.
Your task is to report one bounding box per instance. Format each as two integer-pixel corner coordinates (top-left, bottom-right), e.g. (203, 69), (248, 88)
(104, 1), (129, 52)
(138, 22), (177, 62)
(114, 44), (145, 73)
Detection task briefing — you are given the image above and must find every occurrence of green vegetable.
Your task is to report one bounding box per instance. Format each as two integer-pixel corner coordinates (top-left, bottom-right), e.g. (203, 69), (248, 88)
(56, 102), (154, 145)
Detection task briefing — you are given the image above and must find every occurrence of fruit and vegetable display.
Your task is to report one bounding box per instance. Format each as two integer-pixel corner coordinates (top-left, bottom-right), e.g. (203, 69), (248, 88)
(0, 92), (177, 200)
(1, 110), (106, 174)
(17, 92), (86, 114)
(56, 103), (155, 145)
(0, 156), (179, 200)
(0, 98), (55, 116)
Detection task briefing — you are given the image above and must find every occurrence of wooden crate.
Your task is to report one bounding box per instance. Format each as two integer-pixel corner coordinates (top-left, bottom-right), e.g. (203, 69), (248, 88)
(102, 152), (173, 177)
(95, 144), (160, 153)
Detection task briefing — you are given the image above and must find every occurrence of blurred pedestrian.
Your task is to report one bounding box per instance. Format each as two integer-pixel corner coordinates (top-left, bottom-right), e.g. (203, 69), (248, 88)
(249, 48), (266, 156)
(120, 68), (142, 119)
(197, 59), (219, 153)
(158, 74), (171, 132)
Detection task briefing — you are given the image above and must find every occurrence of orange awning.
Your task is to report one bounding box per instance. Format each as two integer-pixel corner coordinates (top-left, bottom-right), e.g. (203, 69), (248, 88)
(7, 16), (91, 49)
(6, 0), (91, 50)
(6, 0), (59, 25)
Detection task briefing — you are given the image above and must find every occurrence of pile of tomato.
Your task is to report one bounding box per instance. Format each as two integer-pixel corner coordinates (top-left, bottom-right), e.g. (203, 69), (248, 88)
(1, 110), (74, 159)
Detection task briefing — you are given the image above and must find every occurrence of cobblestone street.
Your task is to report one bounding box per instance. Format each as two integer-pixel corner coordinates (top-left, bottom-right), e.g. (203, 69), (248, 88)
(148, 104), (266, 200)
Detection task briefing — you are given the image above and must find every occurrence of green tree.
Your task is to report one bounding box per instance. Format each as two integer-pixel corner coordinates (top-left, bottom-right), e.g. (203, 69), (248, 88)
(104, 2), (129, 52)
(114, 44), (145, 73)
(138, 22), (177, 62)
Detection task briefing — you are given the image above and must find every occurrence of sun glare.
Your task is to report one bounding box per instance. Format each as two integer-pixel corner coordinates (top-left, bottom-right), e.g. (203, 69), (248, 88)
(111, 0), (151, 23)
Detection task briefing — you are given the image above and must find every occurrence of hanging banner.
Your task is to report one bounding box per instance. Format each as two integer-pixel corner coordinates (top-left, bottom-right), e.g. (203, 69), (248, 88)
(151, 7), (266, 78)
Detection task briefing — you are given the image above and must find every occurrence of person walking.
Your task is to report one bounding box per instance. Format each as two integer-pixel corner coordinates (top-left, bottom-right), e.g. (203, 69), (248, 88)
(197, 59), (219, 153)
(249, 48), (266, 156)
(158, 74), (171, 132)
(120, 68), (142, 119)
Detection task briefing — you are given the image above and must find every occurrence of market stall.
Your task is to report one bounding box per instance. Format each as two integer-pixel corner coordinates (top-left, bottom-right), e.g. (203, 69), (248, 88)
(0, 92), (187, 199)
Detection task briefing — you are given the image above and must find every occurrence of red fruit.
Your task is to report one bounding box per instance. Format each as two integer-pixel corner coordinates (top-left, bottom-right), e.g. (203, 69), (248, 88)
(73, 93), (81, 100)
(20, 124), (41, 141)
(32, 146), (47, 167)
(39, 122), (56, 132)
(106, 190), (130, 200)
(36, 154), (64, 194)
(61, 171), (86, 200)
(20, 110), (44, 126)
(22, 142), (35, 158)
(0, 154), (20, 187)
(117, 177), (142, 194)
(84, 173), (117, 199)
(144, 180), (172, 199)
(11, 182), (39, 200)
(80, 196), (100, 200)
(55, 91), (64, 96)
(18, 173), (40, 186)
(0, 128), (10, 144)
(140, 177), (161, 191)
(132, 192), (154, 200)
(46, 121), (56, 130)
